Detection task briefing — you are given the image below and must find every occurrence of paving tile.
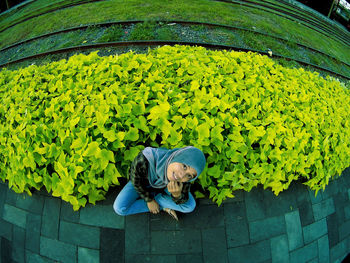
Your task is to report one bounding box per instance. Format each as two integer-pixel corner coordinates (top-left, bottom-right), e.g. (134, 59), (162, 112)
(312, 198), (335, 221)
(25, 250), (55, 263)
(270, 234), (289, 263)
(327, 213), (339, 247)
(224, 201), (246, 223)
(125, 213), (150, 254)
(12, 226), (25, 263)
(60, 201), (80, 223)
(198, 191), (243, 205)
(285, 210), (303, 251)
(308, 189), (323, 204)
(318, 235), (330, 263)
(150, 230), (201, 254)
(299, 203), (315, 227)
(26, 213), (41, 253)
(0, 218), (13, 241)
(202, 228), (228, 263)
(344, 205), (350, 221)
(226, 221), (249, 248)
(80, 203), (124, 229)
(222, 190), (244, 203)
(59, 221), (100, 249)
(16, 193), (44, 214)
(5, 188), (18, 206)
(290, 241), (318, 263)
(1, 237), (12, 263)
(334, 191), (348, 205)
(228, 240), (271, 263)
(42, 196), (61, 216)
(2, 204), (27, 228)
(0, 183), (7, 218)
(41, 197), (61, 239)
(333, 192), (348, 225)
(263, 188), (297, 218)
(249, 215), (286, 243)
(321, 180), (339, 199)
(330, 240), (348, 263)
(290, 182), (310, 206)
(339, 220), (350, 241)
(40, 236), (77, 263)
(150, 212), (177, 231)
(100, 228), (124, 263)
(78, 247), (99, 263)
(176, 254), (203, 263)
(125, 254), (177, 263)
(303, 218), (328, 244)
(176, 204), (224, 230)
(224, 202), (249, 248)
(244, 186), (266, 222)
(307, 257), (319, 263)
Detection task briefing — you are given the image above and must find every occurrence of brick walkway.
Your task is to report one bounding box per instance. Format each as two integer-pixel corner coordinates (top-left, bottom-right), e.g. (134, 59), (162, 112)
(1, 168), (350, 263)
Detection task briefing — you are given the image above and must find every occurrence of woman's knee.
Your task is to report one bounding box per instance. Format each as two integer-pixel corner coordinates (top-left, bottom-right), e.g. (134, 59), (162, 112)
(113, 198), (128, 216)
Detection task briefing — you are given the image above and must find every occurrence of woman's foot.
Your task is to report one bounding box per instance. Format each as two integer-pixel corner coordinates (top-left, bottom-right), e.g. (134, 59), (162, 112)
(163, 208), (178, 221)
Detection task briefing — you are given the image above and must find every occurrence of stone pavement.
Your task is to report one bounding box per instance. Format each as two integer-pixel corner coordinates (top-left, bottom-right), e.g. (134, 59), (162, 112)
(1, 168), (350, 263)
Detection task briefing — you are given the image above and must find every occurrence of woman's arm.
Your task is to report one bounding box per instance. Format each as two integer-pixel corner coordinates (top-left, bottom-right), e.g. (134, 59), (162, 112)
(129, 152), (153, 203)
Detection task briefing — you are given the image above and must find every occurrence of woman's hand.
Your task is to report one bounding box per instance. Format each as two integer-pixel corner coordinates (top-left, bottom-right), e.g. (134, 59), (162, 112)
(147, 200), (160, 214)
(167, 181), (183, 198)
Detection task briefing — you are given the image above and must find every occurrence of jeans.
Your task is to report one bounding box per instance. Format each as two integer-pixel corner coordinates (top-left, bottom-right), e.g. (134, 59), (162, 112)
(113, 181), (196, 216)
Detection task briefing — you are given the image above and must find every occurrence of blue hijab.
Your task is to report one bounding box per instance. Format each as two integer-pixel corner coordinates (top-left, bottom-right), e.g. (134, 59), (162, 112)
(142, 146), (206, 188)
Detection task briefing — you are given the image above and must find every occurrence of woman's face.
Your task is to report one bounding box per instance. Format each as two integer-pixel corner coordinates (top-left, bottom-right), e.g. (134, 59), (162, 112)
(166, 162), (197, 183)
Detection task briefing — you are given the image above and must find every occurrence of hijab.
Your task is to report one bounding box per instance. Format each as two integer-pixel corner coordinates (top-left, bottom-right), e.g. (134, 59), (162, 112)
(142, 146), (206, 188)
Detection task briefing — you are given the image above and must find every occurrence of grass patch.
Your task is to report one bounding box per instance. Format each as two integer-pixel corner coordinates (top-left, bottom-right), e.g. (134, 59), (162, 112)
(0, 0), (348, 66)
(156, 25), (179, 40)
(128, 21), (157, 40)
(97, 24), (124, 42)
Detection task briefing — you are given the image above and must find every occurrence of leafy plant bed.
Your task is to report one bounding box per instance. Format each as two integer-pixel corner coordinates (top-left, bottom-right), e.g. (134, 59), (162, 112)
(0, 45), (349, 210)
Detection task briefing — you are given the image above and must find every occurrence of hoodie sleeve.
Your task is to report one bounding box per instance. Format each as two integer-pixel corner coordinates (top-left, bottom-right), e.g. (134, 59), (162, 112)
(129, 152), (153, 203)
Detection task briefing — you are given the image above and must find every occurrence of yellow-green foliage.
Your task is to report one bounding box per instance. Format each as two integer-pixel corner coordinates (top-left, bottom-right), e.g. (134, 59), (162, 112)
(0, 45), (349, 209)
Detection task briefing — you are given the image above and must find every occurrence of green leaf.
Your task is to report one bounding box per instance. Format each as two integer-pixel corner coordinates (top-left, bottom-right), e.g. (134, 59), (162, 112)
(105, 163), (122, 185)
(147, 101), (170, 121)
(172, 116), (187, 130)
(83, 142), (101, 157)
(211, 125), (223, 142)
(78, 184), (90, 195)
(55, 161), (69, 178)
(167, 127), (182, 145)
(88, 188), (105, 205)
(71, 137), (84, 149)
(70, 116), (80, 128)
(23, 152), (36, 171)
(125, 127), (139, 141)
(196, 122), (210, 142)
(103, 129), (118, 142)
(96, 111), (109, 127)
(195, 191), (206, 199)
(124, 146), (142, 162)
(134, 116), (149, 132)
(207, 165), (222, 178)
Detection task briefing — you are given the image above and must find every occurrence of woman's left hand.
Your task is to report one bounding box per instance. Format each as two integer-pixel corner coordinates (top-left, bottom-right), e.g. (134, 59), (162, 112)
(167, 181), (183, 198)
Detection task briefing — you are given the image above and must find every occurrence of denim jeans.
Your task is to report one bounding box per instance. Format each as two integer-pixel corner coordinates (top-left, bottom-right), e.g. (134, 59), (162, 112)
(113, 181), (196, 216)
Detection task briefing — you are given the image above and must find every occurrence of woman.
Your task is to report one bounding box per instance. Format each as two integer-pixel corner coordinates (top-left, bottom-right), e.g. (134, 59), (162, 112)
(113, 146), (206, 220)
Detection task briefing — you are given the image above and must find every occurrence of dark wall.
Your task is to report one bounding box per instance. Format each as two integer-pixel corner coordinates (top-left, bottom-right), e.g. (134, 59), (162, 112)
(0, 0), (26, 13)
(297, 0), (334, 16)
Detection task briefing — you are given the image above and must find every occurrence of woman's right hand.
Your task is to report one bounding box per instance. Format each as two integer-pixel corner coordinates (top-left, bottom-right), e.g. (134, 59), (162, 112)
(147, 200), (160, 214)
